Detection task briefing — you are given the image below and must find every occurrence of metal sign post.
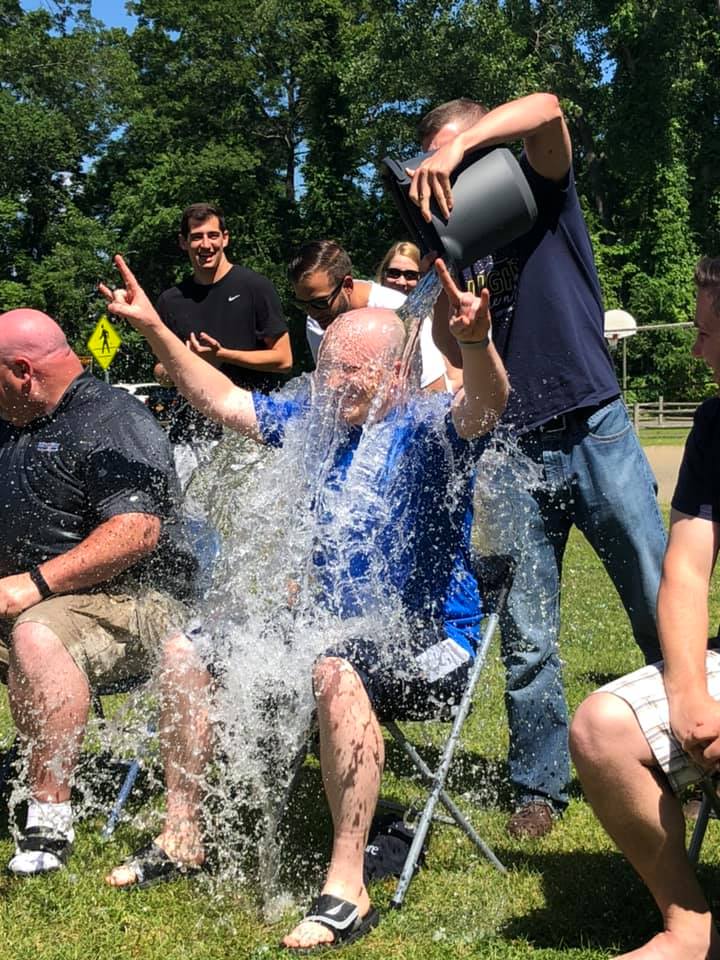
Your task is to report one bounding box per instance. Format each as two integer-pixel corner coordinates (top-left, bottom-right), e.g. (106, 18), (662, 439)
(604, 309), (637, 395)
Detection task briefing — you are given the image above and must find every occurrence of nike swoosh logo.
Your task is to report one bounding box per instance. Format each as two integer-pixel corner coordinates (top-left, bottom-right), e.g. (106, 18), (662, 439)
(227, 294), (241, 302)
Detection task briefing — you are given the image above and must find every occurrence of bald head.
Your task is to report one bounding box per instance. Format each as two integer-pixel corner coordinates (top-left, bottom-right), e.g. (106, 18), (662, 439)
(320, 308), (405, 367)
(315, 308), (407, 427)
(0, 308), (81, 426)
(0, 309), (71, 365)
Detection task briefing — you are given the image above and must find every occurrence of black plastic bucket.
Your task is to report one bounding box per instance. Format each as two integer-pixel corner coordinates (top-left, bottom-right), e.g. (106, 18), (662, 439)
(381, 147), (537, 271)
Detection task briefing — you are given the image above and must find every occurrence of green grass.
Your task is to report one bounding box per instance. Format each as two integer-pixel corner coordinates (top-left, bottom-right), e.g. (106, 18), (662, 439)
(1, 523), (718, 957)
(639, 426), (691, 446)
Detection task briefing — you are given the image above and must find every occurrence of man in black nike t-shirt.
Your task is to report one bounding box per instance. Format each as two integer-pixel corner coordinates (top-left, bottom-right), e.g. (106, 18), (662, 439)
(154, 202), (292, 451)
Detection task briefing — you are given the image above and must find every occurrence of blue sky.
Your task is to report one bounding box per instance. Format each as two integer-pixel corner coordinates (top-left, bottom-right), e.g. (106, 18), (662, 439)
(22, 0), (136, 30)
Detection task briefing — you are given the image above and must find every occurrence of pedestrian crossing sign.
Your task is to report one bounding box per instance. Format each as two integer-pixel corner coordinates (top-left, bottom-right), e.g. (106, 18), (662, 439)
(87, 316), (121, 370)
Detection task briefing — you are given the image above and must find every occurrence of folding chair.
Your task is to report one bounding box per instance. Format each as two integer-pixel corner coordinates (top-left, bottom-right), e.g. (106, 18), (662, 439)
(687, 775), (720, 865)
(384, 553), (515, 908)
(97, 517), (221, 837)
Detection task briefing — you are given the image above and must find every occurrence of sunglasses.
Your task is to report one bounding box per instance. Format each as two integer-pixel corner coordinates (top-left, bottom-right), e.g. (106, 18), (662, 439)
(384, 267), (420, 282)
(294, 277), (346, 311)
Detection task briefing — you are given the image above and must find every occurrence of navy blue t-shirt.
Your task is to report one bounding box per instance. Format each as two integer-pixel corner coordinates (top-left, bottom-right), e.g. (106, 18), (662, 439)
(672, 398), (720, 522)
(462, 153), (619, 431)
(253, 390), (483, 658)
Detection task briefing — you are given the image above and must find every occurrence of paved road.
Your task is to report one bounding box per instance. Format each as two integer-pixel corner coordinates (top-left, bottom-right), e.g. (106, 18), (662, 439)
(645, 445), (685, 505)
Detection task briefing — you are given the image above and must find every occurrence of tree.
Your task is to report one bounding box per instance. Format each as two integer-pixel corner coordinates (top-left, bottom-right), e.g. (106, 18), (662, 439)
(0, 1), (130, 350)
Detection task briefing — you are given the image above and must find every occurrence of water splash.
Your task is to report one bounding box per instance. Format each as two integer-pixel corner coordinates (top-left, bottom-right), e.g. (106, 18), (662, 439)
(396, 267), (444, 391)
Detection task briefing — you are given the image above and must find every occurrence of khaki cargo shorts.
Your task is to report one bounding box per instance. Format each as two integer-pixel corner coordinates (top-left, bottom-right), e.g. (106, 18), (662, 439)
(0, 589), (186, 687)
(598, 650), (720, 793)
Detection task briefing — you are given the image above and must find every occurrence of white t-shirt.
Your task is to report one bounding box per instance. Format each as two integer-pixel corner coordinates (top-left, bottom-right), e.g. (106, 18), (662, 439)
(305, 281), (446, 389)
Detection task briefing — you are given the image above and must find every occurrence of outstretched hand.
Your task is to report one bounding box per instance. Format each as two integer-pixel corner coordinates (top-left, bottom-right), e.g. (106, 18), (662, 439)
(98, 255), (162, 334)
(434, 258), (491, 344)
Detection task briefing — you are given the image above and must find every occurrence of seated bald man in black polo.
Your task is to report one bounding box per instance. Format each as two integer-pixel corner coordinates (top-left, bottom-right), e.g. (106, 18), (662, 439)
(0, 308), (196, 876)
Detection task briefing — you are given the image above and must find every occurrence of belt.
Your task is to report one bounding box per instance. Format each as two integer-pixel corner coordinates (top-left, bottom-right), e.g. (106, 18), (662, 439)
(538, 398), (618, 434)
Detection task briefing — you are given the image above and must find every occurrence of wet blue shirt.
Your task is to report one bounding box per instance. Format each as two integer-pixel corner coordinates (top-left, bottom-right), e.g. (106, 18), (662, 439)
(253, 390), (484, 658)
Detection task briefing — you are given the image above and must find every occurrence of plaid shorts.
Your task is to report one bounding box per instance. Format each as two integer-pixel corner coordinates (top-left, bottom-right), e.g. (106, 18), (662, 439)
(598, 650), (720, 793)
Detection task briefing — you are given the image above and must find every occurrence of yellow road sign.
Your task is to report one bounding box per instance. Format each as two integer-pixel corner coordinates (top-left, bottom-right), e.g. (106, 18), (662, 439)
(87, 316), (121, 370)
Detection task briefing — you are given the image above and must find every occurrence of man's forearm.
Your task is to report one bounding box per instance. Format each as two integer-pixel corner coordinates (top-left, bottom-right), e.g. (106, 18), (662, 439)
(455, 93), (565, 155)
(451, 340), (509, 438)
(659, 569), (711, 702)
(143, 324), (260, 435)
(217, 346), (292, 372)
(37, 513), (162, 594)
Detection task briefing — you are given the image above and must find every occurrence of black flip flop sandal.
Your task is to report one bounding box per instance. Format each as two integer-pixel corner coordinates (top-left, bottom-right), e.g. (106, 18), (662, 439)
(114, 841), (203, 890)
(284, 893), (379, 952)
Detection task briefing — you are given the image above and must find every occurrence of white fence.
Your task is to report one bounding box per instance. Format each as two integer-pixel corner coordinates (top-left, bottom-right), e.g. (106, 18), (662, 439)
(632, 397), (696, 431)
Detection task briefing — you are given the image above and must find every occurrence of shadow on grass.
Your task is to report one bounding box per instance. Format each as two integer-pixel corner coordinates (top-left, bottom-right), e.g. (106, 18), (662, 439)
(497, 847), (720, 952)
(575, 670), (623, 687)
(383, 737), (514, 810)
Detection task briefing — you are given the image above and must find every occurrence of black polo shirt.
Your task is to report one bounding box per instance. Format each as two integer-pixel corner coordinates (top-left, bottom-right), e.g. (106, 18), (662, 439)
(0, 370), (197, 597)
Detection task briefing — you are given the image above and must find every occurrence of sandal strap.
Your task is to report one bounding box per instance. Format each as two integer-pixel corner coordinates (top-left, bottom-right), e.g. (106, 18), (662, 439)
(17, 826), (71, 862)
(305, 894), (360, 936)
(122, 841), (201, 886)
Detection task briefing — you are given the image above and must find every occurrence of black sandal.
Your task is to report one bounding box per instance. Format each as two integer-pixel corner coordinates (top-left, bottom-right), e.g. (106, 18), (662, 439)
(113, 841), (203, 890)
(284, 893), (379, 952)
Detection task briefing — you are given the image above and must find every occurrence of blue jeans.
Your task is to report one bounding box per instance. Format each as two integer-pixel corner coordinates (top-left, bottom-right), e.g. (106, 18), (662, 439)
(474, 399), (667, 809)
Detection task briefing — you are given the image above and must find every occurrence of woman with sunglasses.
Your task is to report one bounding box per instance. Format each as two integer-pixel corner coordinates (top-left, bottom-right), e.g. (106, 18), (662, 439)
(377, 241), (462, 391)
(376, 241), (422, 294)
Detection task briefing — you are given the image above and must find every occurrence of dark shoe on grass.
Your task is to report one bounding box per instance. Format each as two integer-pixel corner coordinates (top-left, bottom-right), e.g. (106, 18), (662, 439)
(506, 801), (555, 839)
(683, 786), (720, 822)
(107, 841), (203, 890)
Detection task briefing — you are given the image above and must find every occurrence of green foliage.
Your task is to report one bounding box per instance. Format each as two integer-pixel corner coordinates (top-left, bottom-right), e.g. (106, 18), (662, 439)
(0, 1), (718, 385)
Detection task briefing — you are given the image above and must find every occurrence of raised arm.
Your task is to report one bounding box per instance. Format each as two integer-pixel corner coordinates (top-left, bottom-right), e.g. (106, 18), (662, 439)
(660, 509), (720, 769)
(434, 259), (508, 438)
(409, 92), (572, 222)
(100, 256), (261, 440)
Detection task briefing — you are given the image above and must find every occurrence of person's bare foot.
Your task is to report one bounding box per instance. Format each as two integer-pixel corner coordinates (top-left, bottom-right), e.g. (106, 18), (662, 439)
(105, 827), (204, 888)
(282, 886), (372, 950)
(615, 922), (720, 960)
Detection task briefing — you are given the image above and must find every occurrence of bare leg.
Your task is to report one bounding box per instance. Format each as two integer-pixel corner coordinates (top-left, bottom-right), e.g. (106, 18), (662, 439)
(106, 632), (211, 886)
(570, 692), (720, 960)
(283, 657), (383, 950)
(8, 621), (90, 802)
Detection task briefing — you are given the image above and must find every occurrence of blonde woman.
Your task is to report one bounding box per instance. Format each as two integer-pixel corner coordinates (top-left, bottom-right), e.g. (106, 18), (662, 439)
(377, 241), (462, 392)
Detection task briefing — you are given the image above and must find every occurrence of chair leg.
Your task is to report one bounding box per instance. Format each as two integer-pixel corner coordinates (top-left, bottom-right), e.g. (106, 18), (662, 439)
(386, 719), (505, 902)
(385, 593), (513, 908)
(688, 777), (720, 866)
(101, 720), (156, 839)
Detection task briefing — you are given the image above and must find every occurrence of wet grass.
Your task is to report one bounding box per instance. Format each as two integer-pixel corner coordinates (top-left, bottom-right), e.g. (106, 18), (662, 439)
(1, 520), (719, 958)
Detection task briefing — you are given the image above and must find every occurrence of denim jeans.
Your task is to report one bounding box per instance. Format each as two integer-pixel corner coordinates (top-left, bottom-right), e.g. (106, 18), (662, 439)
(474, 399), (667, 809)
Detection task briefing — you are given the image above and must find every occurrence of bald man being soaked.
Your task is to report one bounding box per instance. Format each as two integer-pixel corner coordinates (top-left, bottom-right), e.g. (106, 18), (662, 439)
(99, 255), (507, 949)
(0, 309), (196, 877)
